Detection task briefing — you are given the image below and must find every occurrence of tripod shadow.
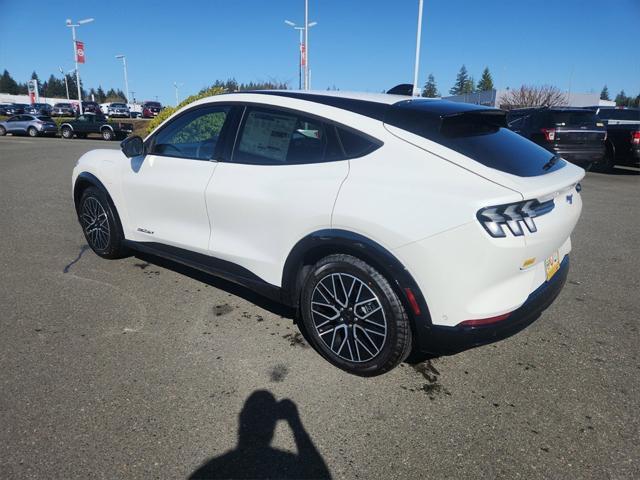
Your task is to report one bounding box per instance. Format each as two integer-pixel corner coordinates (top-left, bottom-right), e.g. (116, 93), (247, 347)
(189, 390), (331, 480)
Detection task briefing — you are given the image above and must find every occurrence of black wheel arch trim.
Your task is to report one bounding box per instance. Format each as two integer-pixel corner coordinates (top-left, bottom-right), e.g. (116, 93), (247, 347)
(282, 229), (433, 342)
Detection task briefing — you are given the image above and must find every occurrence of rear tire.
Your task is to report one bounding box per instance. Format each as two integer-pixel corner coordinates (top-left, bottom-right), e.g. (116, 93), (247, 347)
(61, 126), (73, 139)
(300, 254), (412, 376)
(0, 126), (6, 136)
(77, 186), (128, 259)
(28, 127), (38, 137)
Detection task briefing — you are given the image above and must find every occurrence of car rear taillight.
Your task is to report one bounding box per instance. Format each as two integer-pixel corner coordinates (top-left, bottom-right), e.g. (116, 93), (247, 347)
(541, 128), (556, 141)
(477, 199), (555, 238)
(631, 131), (640, 146)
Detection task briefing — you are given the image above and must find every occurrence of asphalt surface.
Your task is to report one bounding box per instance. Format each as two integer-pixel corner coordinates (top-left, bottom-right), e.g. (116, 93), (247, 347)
(1, 135), (638, 480)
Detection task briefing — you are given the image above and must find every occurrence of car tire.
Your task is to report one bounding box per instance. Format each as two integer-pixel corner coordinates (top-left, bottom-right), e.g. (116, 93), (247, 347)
(0, 126), (6, 136)
(61, 126), (73, 139)
(101, 128), (114, 141)
(28, 127), (38, 137)
(300, 254), (413, 376)
(77, 186), (128, 259)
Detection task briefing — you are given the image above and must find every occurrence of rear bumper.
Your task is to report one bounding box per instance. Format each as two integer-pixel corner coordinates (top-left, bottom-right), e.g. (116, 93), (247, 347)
(554, 147), (605, 166)
(422, 255), (569, 355)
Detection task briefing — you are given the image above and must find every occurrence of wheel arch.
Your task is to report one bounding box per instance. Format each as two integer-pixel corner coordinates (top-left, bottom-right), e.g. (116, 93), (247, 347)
(281, 229), (433, 344)
(73, 173), (125, 238)
(60, 123), (74, 131)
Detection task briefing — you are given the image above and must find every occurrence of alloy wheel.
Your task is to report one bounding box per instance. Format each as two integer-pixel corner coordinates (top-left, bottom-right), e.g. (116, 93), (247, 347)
(310, 273), (387, 363)
(80, 197), (111, 251)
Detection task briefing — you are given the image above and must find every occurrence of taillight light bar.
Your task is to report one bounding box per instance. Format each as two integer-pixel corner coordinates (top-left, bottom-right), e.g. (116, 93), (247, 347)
(631, 131), (640, 146)
(541, 128), (556, 141)
(477, 199), (555, 238)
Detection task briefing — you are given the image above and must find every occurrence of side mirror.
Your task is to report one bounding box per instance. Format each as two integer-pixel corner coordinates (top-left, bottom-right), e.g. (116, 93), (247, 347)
(121, 135), (144, 158)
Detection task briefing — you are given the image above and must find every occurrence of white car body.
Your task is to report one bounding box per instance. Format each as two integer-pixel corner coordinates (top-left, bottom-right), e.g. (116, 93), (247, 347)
(72, 90), (584, 365)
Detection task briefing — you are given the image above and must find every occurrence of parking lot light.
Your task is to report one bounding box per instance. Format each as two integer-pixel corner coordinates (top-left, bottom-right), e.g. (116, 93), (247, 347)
(115, 55), (130, 104)
(284, 18), (316, 90)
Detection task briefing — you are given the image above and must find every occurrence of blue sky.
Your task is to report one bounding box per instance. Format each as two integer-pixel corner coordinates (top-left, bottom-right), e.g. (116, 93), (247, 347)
(0, 0), (638, 106)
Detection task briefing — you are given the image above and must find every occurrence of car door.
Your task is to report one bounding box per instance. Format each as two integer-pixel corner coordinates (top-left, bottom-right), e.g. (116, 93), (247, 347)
(5, 116), (23, 133)
(120, 104), (232, 253)
(205, 105), (350, 286)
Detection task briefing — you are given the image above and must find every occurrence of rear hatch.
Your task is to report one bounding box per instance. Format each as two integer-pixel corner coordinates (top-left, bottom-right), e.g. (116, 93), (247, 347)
(547, 110), (605, 148)
(384, 99), (584, 252)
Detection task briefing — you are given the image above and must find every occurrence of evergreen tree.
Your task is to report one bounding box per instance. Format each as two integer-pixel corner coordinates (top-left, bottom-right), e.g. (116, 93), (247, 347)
(477, 67), (494, 91)
(421, 74), (439, 97)
(463, 76), (475, 94)
(615, 90), (630, 107)
(450, 65), (469, 95)
(96, 86), (106, 103)
(0, 69), (20, 94)
(600, 85), (610, 101)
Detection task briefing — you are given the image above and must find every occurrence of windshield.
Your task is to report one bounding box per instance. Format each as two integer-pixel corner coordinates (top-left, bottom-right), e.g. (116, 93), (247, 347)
(145, 102), (161, 108)
(111, 103), (127, 108)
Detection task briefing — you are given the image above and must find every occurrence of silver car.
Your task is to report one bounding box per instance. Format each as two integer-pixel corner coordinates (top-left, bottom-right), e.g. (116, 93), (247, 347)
(0, 114), (58, 137)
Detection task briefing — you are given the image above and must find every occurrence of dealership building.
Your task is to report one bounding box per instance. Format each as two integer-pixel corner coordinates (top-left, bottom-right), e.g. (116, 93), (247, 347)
(443, 89), (615, 108)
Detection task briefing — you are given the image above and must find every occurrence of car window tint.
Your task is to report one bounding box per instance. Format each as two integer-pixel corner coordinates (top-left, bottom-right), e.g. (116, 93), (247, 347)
(234, 108), (329, 165)
(550, 111), (597, 126)
(37, 116), (53, 121)
(336, 127), (379, 158)
(151, 106), (229, 160)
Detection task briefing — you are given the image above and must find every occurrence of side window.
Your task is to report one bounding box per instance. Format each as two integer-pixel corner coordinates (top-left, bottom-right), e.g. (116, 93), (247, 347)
(335, 127), (380, 158)
(150, 106), (230, 160)
(8, 116), (20, 122)
(234, 108), (329, 165)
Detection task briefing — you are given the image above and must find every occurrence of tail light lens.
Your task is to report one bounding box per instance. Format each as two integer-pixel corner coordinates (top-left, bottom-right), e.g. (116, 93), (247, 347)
(632, 131), (640, 146)
(477, 199), (555, 238)
(541, 128), (556, 141)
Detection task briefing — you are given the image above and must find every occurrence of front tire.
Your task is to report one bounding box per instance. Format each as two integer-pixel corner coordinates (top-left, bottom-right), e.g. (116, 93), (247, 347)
(0, 126), (6, 136)
(300, 254), (412, 376)
(78, 186), (128, 259)
(102, 128), (114, 141)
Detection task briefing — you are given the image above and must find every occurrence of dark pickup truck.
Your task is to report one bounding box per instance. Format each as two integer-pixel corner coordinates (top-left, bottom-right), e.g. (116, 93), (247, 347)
(585, 107), (640, 171)
(59, 113), (133, 141)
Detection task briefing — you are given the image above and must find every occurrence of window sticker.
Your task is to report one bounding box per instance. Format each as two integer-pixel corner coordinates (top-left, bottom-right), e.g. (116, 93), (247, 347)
(238, 111), (297, 162)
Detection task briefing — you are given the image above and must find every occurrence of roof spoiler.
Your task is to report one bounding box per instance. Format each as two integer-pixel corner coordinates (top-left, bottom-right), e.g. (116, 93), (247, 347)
(387, 84), (414, 96)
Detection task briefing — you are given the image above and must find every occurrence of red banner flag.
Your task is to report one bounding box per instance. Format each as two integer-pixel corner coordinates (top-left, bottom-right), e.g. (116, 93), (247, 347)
(300, 43), (306, 67)
(75, 41), (85, 64)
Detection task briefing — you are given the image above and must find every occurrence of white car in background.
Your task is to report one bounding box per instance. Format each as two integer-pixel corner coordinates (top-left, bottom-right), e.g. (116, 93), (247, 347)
(71, 88), (584, 376)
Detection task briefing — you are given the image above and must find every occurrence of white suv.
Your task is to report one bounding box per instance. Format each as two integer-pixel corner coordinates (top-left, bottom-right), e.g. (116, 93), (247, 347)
(72, 90), (584, 376)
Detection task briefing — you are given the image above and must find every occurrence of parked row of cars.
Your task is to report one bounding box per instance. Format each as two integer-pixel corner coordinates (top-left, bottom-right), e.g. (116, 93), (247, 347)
(506, 106), (640, 171)
(0, 112), (133, 140)
(0, 101), (163, 119)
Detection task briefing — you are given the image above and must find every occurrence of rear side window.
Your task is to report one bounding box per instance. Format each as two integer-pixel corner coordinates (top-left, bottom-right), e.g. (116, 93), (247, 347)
(336, 128), (379, 158)
(598, 109), (640, 121)
(386, 105), (565, 177)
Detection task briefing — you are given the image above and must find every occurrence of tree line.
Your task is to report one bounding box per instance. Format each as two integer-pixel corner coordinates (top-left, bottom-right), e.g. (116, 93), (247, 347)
(0, 69), (127, 103)
(421, 65), (640, 107)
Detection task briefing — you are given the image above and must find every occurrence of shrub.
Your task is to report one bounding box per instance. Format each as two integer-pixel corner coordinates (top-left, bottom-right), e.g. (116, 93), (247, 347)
(145, 85), (226, 135)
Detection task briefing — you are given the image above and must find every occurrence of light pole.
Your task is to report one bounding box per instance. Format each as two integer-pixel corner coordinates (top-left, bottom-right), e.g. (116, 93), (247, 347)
(173, 82), (183, 106)
(66, 17), (94, 114)
(284, 19), (316, 90)
(59, 66), (70, 100)
(412, 0), (424, 96)
(115, 54), (129, 103)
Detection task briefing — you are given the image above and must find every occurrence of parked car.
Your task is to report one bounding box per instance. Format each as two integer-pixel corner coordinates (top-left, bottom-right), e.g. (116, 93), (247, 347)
(0, 114), (58, 137)
(3, 103), (28, 115)
(82, 101), (101, 114)
(71, 90), (584, 376)
(25, 103), (53, 115)
(141, 101), (162, 118)
(60, 113), (133, 141)
(52, 103), (75, 117)
(105, 102), (131, 118)
(0, 103), (13, 115)
(586, 106), (640, 125)
(507, 107), (606, 169)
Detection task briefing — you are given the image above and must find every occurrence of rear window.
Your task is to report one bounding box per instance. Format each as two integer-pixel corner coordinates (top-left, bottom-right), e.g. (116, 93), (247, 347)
(145, 102), (161, 108)
(37, 116), (53, 121)
(597, 109), (640, 121)
(386, 104), (565, 177)
(549, 111), (597, 126)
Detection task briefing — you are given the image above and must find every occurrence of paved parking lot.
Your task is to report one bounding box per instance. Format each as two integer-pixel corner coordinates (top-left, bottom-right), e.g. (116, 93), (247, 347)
(1, 135), (638, 479)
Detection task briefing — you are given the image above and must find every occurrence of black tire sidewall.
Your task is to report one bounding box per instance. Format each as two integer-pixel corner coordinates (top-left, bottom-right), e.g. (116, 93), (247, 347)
(0, 126), (6, 136)
(300, 256), (411, 376)
(78, 187), (126, 259)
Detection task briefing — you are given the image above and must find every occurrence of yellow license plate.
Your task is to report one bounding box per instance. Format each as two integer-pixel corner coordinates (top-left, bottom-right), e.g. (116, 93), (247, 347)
(544, 251), (561, 281)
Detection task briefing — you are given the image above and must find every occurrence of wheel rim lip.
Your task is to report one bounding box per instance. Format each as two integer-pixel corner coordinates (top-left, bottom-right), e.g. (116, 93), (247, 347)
(310, 272), (388, 364)
(80, 197), (111, 251)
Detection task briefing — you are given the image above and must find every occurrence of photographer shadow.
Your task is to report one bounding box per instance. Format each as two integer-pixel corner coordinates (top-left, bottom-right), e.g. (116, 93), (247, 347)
(190, 390), (331, 480)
